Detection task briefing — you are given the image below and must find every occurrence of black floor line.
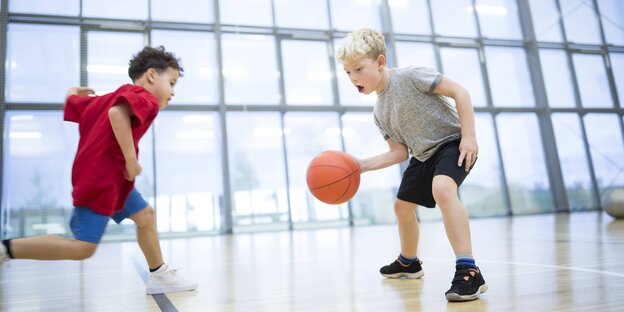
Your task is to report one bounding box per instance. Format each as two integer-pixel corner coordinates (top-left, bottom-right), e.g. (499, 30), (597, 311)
(130, 256), (179, 312)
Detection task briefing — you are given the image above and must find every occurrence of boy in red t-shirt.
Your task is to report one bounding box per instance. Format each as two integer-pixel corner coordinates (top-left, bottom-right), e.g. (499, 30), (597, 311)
(0, 46), (197, 295)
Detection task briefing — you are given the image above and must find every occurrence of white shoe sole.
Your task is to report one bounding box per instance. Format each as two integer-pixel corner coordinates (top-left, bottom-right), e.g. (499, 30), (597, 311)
(445, 283), (488, 302)
(147, 283), (198, 295)
(381, 271), (424, 279)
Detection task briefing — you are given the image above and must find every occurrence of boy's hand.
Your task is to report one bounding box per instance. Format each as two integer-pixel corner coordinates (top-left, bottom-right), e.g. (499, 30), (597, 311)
(458, 136), (478, 172)
(124, 159), (142, 181)
(349, 154), (363, 173)
(65, 87), (95, 101)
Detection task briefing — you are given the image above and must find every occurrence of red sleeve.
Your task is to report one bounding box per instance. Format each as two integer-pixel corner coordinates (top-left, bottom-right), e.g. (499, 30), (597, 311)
(64, 95), (96, 123)
(113, 89), (159, 128)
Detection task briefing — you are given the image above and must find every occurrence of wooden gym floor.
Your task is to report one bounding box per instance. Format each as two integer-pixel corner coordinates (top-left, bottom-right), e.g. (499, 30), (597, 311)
(1, 211), (623, 312)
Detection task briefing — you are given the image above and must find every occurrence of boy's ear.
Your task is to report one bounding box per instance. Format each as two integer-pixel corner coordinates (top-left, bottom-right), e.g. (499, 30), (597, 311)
(146, 68), (157, 83)
(377, 55), (386, 69)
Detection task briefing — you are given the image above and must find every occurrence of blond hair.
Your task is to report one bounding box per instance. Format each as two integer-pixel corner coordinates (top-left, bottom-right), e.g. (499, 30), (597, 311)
(336, 28), (386, 64)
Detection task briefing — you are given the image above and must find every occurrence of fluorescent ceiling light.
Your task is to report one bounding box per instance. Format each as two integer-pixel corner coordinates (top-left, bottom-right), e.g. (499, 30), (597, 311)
(388, 0), (409, 9)
(182, 115), (213, 123)
(10, 115), (34, 121)
(9, 131), (42, 139)
(176, 130), (214, 139)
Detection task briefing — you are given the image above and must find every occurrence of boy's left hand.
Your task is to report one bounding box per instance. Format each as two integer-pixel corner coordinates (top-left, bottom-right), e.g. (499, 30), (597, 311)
(65, 87), (95, 100)
(458, 136), (478, 172)
(124, 159), (142, 181)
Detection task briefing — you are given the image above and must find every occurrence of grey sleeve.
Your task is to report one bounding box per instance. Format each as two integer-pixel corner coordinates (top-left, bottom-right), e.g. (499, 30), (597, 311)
(409, 66), (443, 94)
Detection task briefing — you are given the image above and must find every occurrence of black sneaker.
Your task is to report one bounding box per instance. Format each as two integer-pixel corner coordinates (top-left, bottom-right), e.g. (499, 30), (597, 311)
(445, 265), (488, 301)
(379, 258), (424, 279)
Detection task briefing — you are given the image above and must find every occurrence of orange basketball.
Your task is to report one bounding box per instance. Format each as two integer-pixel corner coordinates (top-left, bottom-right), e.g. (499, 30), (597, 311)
(306, 150), (361, 205)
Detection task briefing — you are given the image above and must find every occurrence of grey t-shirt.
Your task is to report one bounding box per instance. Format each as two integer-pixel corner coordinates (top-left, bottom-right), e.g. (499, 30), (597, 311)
(374, 66), (461, 162)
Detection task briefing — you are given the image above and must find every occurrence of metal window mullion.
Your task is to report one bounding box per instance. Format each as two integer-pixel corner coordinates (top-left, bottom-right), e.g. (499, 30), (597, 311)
(213, 0), (233, 234)
(471, 0), (483, 38)
(328, 0), (355, 227)
(602, 50), (624, 111)
(556, 0), (605, 210)
(553, 0), (568, 44)
(271, 0), (294, 231)
(592, 0), (609, 49)
(577, 114), (602, 209)
(567, 50), (604, 209)
(381, 0), (410, 190)
(603, 52), (624, 164)
(278, 111), (294, 230)
(0, 0), (8, 238)
(517, 0), (568, 212)
(425, 0), (443, 72)
(336, 111), (354, 227)
(80, 18), (87, 87)
(472, 0), (514, 214)
(592, 0), (624, 155)
(325, 0), (341, 110)
(327, 39), (341, 108)
(473, 1), (513, 215)
(489, 111), (513, 215)
(144, 7), (162, 229)
(380, 0), (397, 68)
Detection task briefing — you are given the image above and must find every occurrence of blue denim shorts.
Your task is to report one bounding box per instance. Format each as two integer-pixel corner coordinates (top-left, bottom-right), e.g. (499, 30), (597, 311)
(70, 188), (148, 243)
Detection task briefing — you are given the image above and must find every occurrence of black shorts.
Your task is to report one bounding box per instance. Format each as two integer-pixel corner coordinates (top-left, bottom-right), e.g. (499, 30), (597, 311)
(397, 139), (476, 208)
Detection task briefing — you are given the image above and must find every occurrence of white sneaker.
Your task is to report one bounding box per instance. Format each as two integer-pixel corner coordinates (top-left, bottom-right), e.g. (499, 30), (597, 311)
(0, 243), (9, 264)
(146, 264), (198, 295)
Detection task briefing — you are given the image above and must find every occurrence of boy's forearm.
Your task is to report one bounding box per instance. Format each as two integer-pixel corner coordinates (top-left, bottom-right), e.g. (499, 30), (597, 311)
(360, 149), (407, 172)
(108, 105), (137, 163)
(455, 92), (477, 138)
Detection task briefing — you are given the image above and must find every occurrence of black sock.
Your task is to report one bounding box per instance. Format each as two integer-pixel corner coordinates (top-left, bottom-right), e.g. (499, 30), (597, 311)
(149, 263), (164, 272)
(2, 239), (14, 259)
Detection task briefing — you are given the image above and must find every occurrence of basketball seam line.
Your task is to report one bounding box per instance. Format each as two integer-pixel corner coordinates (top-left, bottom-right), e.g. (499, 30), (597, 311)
(329, 175), (353, 204)
(309, 168), (360, 191)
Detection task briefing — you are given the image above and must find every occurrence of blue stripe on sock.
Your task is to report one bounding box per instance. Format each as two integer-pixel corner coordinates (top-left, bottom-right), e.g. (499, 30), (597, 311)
(399, 254), (419, 264)
(456, 257), (477, 268)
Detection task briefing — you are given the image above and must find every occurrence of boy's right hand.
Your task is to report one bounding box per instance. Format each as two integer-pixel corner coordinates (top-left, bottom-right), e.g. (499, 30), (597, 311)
(65, 87), (95, 101)
(124, 159), (142, 181)
(351, 155), (364, 173)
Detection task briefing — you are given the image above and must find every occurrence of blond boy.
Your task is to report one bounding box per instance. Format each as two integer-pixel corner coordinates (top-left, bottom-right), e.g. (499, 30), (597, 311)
(337, 28), (487, 301)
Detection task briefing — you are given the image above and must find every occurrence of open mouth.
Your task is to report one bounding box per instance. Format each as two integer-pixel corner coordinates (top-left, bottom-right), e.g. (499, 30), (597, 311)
(357, 85), (364, 93)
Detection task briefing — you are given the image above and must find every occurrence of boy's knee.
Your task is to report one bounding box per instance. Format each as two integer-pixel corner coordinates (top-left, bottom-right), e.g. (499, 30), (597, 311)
(74, 241), (98, 260)
(432, 177), (458, 203)
(394, 200), (416, 221)
(132, 206), (155, 228)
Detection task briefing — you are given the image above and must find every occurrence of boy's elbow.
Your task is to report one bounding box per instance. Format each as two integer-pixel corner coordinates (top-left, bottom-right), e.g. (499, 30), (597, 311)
(108, 106), (119, 120)
(392, 148), (409, 163)
(400, 150), (409, 162)
(108, 105), (130, 119)
(107, 106), (129, 125)
(456, 86), (470, 101)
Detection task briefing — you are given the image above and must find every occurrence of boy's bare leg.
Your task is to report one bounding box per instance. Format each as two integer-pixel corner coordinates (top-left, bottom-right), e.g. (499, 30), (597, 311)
(432, 175), (472, 256)
(394, 199), (420, 258)
(10, 236), (97, 260)
(130, 206), (164, 269)
(133, 205), (198, 294)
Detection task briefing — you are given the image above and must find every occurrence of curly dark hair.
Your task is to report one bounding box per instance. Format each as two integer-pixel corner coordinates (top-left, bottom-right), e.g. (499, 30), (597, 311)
(128, 46), (183, 81)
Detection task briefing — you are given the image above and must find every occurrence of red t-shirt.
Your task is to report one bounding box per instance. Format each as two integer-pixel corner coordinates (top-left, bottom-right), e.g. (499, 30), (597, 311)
(64, 84), (159, 216)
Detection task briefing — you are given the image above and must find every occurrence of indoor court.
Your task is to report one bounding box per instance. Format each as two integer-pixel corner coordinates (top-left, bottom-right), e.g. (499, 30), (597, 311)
(1, 0), (623, 311)
(2, 212), (623, 311)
